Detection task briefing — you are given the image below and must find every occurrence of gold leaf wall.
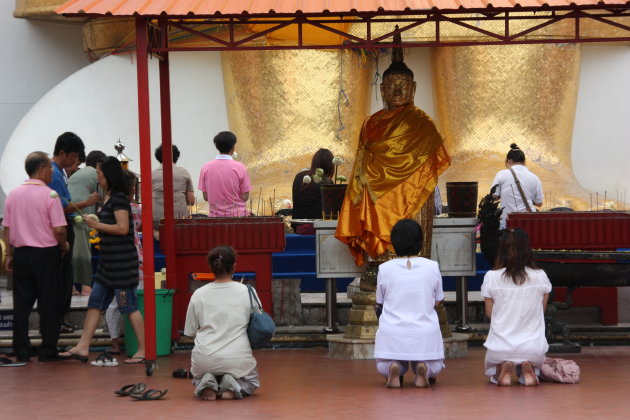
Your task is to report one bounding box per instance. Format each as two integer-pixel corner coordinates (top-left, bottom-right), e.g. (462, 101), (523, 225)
(221, 49), (374, 209)
(432, 44), (590, 210)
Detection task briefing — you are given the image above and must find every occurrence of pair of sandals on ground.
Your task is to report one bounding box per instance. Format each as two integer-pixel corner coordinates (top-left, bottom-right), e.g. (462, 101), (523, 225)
(115, 383), (168, 400)
(195, 372), (244, 400)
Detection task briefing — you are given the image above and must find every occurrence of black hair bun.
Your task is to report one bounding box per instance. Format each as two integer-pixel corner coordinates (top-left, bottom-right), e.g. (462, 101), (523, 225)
(510, 143), (519, 150)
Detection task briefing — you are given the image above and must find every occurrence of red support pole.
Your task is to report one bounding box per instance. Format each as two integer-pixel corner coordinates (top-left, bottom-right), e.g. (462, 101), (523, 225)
(158, 17), (180, 339)
(135, 16), (157, 362)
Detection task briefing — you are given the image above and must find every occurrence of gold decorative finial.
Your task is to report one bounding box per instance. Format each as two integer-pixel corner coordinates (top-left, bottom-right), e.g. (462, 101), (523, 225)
(391, 25), (404, 63)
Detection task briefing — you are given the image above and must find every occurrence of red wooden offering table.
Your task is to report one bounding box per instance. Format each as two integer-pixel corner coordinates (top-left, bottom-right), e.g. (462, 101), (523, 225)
(507, 211), (630, 250)
(508, 211), (630, 325)
(160, 217), (286, 332)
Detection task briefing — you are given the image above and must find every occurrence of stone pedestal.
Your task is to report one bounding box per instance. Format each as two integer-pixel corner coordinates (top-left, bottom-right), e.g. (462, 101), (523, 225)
(327, 332), (471, 360)
(327, 334), (375, 359)
(343, 263), (378, 340)
(443, 332), (470, 359)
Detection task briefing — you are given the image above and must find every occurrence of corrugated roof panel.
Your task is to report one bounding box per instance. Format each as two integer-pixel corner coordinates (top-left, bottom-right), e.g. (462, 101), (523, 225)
(56, 0), (630, 16)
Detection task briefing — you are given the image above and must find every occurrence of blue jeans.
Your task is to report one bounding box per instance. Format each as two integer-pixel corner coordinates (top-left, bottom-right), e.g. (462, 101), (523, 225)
(88, 282), (138, 315)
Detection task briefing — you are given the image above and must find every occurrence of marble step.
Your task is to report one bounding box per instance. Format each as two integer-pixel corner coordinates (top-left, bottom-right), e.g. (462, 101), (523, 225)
(0, 287), (603, 338)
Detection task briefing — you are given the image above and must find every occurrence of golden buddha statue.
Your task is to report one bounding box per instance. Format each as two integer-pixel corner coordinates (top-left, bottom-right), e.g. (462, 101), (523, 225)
(335, 31), (451, 266)
(336, 31), (451, 340)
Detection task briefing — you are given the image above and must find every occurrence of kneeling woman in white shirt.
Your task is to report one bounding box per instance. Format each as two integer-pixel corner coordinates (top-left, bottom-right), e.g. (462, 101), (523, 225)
(481, 228), (551, 386)
(374, 219), (445, 388)
(185, 245), (260, 400)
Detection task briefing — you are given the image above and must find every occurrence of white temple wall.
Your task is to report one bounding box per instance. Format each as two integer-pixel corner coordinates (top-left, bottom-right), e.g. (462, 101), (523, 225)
(0, 2), (89, 214)
(574, 45), (630, 322)
(573, 45), (630, 202)
(0, 52), (227, 206)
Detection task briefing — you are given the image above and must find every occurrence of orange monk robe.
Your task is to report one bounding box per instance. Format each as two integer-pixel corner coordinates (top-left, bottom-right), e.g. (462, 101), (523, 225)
(335, 103), (450, 266)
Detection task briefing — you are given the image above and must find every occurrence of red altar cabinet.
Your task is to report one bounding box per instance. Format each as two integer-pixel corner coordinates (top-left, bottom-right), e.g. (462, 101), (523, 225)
(161, 217), (286, 332)
(507, 211), (630, 325)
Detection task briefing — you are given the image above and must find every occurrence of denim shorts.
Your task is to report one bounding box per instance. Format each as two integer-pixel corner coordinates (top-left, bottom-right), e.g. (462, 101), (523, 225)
(88, 282), (139, 315)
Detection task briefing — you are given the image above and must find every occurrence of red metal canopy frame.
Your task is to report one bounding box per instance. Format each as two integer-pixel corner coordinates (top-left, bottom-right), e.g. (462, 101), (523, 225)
(56, 1), (630, 372)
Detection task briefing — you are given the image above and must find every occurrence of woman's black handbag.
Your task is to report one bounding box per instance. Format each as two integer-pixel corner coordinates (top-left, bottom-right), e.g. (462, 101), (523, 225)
(246, 285), (276, 349)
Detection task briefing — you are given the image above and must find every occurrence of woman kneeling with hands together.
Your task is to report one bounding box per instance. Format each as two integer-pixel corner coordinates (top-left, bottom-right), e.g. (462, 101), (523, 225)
(482, 228), (551, 386)
(185, 245), (260, 400)
(374, 219), (445, 388)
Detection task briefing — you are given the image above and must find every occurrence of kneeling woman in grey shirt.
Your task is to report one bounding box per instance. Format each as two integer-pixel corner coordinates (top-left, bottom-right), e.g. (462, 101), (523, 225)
(185, 245), (260, 400)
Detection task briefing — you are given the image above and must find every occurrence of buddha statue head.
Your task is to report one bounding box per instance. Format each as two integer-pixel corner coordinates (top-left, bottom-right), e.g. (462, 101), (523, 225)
(381, 28), (416, 111)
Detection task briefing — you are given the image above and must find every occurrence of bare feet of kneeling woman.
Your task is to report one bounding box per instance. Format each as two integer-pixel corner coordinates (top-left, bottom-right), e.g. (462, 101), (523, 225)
(221, 391), (235, 400)
(414, 362), (429, 388)
(521, 361), (539, 386)
(200, 388), (217, 401)
(496, 361), (515, 386)
(386, 362), (402, 388)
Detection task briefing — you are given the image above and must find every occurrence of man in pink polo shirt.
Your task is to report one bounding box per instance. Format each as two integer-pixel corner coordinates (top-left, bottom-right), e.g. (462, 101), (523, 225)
(198, 131), (252, 217)
(3, 151), (69, 363)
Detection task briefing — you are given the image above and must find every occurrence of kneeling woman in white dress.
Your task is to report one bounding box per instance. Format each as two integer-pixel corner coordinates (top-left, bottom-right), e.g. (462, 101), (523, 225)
(374, 219), (445, 388)
(481, 228), (551, 386)
(185, 245), (260, 400)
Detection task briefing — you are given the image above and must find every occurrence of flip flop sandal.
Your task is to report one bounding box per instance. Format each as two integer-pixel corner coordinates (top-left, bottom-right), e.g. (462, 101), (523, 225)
(59, 324), (75, 334)
(58, 350), (88, 363)
(0, 357), (26, 367)
(69, 353), (89, 363)
(115, 383), (147, 397)
(172, 368), (188, 378)
(130, 389), (168, 401)
(91, 352), (118, 367)
(63, 320), (79, 330)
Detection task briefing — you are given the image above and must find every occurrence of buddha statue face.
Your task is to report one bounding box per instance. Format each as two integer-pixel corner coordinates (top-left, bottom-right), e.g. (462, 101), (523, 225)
(381, 73), (416, 110)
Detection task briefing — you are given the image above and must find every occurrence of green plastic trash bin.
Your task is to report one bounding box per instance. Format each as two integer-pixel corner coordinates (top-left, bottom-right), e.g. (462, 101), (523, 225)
(124, 289), (175, 357)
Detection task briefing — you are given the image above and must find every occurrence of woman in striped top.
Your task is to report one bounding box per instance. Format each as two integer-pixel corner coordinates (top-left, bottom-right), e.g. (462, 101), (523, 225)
(61, 156), (145, 364)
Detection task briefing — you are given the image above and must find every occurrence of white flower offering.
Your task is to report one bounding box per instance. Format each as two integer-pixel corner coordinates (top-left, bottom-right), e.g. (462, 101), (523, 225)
(49, 191), (59, 198)
(336, 175), (347, 183)
(332, 156), (345, 166)
(73, 215), (83, 224)
(303, 175), (312, 184)
(312, 175), (323, 184)
(87, 214), (99, 222)
(315, 168), (324, 176)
